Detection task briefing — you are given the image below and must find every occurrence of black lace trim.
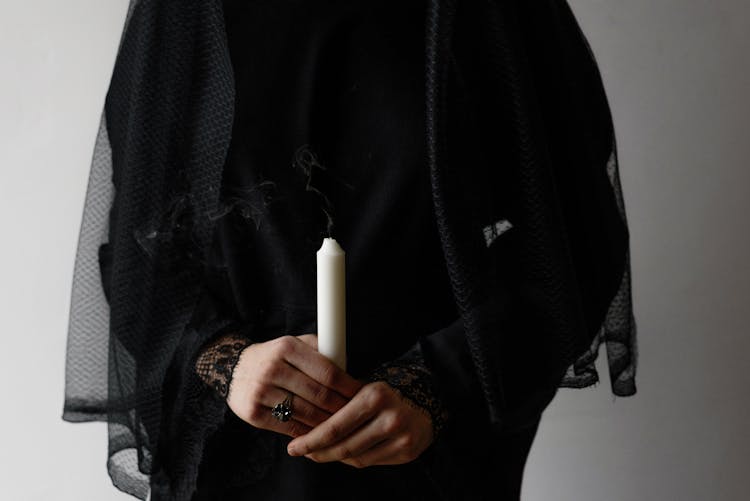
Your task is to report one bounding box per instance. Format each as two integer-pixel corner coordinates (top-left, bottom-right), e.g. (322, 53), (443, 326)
(195, 332), (253, 400)
(366, 347), (448, 441)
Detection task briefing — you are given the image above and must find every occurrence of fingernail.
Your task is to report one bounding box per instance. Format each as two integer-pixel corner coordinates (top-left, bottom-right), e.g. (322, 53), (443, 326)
(287, 445), (298, 456)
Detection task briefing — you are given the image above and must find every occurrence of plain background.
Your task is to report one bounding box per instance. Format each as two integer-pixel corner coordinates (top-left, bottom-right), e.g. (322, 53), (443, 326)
(1, 0), (748, 499)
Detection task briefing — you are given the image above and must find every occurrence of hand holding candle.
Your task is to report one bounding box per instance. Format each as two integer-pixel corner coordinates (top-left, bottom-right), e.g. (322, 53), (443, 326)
(289, 237), (436, 466)
(316, 237), (346, 371)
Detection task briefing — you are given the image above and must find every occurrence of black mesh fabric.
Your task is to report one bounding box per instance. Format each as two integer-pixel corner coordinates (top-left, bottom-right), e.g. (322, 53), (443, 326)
(422, 0), (637, 419)
(62, 1), (244, 499)
(62, 0), (637, 499)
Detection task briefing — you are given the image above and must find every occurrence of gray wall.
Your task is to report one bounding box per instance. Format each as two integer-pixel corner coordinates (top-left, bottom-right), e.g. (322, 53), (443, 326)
(0, 1), (747, 499)
(526, 1), (750, 500)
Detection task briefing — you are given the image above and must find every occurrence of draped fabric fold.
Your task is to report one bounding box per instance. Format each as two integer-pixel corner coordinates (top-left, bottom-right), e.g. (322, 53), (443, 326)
(62, 0), (637, 499)
(63, 1), (243, 498)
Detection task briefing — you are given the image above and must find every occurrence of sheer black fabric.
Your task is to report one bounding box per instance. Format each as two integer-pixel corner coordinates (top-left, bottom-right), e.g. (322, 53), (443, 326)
(62, 0), (637, 499)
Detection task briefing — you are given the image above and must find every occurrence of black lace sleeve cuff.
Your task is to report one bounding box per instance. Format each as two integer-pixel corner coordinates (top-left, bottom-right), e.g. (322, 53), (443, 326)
(194, 331), (254, 400)
(366, 345), (449, 441)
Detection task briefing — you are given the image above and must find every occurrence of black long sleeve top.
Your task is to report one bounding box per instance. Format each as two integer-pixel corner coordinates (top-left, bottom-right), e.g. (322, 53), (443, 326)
(189, 0), (491, 499)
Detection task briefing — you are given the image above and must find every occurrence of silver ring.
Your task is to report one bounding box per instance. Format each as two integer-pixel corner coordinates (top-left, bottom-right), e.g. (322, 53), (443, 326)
(271, 393), (294, 422)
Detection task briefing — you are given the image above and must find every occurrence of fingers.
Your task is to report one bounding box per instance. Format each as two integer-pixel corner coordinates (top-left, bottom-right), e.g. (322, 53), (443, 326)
(299, 417), (389, 464)
(286, 381), (434, 468)
(237, 377), (329, 436)
(261, 359), (350, 415)
(286, 382), (390, 456)
(243, 400), (312, 439)
(339, 438), (402, 468)
(229, 334), (368, 441)
(311, 423), (425, 468)
(296, 334), (318, 350)
(249, 382), (332, 429)
(272, 336), (363, 399)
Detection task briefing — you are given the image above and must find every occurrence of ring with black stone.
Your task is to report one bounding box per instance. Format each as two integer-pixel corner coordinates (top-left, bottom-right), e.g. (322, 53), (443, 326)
(271, 393), (294, 422)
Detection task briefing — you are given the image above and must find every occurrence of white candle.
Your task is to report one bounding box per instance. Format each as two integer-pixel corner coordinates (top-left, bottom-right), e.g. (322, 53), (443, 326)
(316, 237), (346, 371)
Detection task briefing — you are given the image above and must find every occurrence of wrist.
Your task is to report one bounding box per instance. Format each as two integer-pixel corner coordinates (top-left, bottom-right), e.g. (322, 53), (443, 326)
(195, 332), (254, 400)
(366, 355), (448, 441)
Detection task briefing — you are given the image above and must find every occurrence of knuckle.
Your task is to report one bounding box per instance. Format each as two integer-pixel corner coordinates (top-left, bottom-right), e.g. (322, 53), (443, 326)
(336, 444), (355, 460)
(383, 412), (405, 434)
(397, 433), (414, 451)
(277, 334), (295, 355)
(318, 362), (337, 388)
(365, 383), (388, 408)
(274, 335), (296, 356)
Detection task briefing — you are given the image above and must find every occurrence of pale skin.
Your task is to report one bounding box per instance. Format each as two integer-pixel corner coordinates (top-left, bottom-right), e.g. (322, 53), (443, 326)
(227, 334), (435, 468)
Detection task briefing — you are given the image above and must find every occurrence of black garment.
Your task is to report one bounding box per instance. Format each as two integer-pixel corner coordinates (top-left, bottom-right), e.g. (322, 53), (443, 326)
(192, 413), (543, 501)
(212, 0), (460, 378)
(188, 0), (545, 499)
(62, 1), (637, 500)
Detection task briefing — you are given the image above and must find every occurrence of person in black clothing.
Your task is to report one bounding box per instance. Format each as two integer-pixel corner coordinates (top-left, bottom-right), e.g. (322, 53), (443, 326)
(190, 1), (547, 499)
(62, 1), (637, 500)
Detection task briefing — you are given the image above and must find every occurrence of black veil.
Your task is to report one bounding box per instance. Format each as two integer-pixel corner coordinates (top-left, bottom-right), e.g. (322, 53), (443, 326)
(62, 0), (637, 499)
